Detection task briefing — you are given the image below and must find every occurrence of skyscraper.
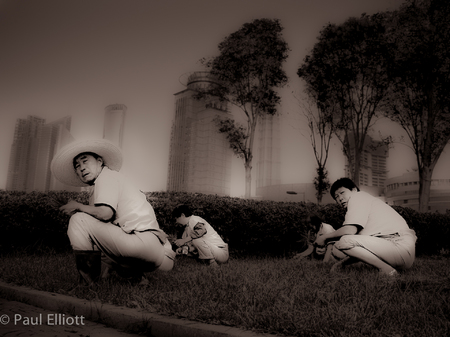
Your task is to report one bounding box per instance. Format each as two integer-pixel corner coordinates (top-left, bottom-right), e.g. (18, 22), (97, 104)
(255, 114), (281, 194)
(345, 133), (388, 192)
(7, 116), (44, 192)
(167, 72), (232, 196)
(6, 115), (77, 192)
(103, 104), (127, 148)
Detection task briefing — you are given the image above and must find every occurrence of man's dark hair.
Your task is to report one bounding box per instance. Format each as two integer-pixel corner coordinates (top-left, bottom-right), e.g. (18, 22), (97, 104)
(172, 204), (193, 218)
(330, 178), (360, 200)
(73, 152), (103, 169)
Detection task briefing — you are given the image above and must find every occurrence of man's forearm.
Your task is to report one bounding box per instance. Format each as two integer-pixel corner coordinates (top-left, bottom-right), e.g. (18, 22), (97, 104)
(322, 225), (358, 243)
(78, 204), (114, 222)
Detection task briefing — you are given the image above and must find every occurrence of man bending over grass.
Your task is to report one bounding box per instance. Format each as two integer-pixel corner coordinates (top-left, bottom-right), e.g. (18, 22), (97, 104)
(172, 204), (229, 267)
(314, 178), (417, 278)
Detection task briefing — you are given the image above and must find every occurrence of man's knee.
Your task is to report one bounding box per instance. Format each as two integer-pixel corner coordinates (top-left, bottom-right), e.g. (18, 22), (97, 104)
(67, 212), (97, 237)
(331, 244), (347, 260)
(334, 235), (359, 251)
(69, 212), (95, 226)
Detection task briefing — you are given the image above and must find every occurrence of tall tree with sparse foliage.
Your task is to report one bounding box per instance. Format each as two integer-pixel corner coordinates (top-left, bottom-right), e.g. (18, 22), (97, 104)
(298, 98), (335, 203)
(197, 18), (289, 198)
(384, 0), (450, 212)
(297, 13), (392, 187)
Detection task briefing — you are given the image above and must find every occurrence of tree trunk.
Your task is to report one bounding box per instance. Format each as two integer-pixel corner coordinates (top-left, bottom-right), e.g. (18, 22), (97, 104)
(315, 165), (329, 204)
(346, 142), (361, 187)
(317, 194), (323, 204)
(244, 160), (252, 199)
(243, 113), (258, 199)
(353, 153), (361, 187)
(418, 165), (432, 213)
(418, 89), (436, 213)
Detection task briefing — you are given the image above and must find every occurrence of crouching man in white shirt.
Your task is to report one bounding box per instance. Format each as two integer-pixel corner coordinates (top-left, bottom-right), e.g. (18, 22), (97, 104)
(315, 178), (417, 278)
(51, 139), (175, 287)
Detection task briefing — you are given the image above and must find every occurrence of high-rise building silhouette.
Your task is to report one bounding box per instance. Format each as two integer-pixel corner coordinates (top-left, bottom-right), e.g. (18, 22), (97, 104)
(167, 72), (232, 196)
(104, 104), (127, 148)
(6, 115), (78, 192)
(345, 133), (388, 192)
(255, 114), (281, 195)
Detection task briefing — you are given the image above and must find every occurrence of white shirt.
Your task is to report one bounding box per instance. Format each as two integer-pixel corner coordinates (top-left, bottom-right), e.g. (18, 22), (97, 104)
(183, 215), (226, 247)
(344, 191), (410, 236)
(88, 167), (160, 233)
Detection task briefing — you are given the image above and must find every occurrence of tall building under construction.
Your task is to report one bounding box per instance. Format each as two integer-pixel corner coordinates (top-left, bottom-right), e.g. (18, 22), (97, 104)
(6, 115), (78, 192)
(167, 72), (232, 196)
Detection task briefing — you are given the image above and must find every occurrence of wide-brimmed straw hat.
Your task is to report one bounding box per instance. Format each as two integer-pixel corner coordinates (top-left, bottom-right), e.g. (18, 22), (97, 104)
(51, 139), (123, 187)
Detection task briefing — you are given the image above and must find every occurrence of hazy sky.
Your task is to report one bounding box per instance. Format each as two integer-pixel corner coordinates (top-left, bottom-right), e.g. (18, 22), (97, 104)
(1, 0), (449, 196)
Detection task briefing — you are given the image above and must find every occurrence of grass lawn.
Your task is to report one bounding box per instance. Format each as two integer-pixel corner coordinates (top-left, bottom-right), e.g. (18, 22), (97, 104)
(1, 251), (449, 337)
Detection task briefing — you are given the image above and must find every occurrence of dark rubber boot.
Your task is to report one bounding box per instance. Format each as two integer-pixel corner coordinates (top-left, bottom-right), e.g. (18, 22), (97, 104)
(74, 250), (101, 286)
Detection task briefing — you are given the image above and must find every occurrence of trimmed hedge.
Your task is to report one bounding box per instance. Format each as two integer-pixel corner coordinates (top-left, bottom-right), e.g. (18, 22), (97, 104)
(0, 190), (88, 253)
(0, 190), (448, 256)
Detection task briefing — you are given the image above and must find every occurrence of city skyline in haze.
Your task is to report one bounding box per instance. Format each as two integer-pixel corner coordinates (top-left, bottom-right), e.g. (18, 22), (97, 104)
(1, 0), (449, 197)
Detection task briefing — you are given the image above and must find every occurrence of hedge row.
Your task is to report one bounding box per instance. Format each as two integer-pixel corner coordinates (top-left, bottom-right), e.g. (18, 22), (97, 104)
(0, 190), (449, 256)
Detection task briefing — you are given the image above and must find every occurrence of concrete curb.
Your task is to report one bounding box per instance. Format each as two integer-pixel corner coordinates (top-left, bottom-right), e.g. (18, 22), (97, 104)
(0, 281), (271, 337)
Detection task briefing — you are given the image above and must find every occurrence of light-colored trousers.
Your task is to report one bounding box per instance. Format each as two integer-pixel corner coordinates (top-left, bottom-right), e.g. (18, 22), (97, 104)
(192, 239), (229, 264)
(67, 212), (174, 272)
(333, 229), (417, 270)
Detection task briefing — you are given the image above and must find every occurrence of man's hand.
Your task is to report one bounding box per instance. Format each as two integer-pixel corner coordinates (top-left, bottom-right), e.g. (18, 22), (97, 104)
(174, 237), (191, 247)
(314, 234), (327, 248)
(59, 199), (82, 216)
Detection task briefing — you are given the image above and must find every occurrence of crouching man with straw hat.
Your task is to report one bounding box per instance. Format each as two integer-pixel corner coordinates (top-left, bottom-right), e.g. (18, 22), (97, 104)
(51, 139), (175, 287)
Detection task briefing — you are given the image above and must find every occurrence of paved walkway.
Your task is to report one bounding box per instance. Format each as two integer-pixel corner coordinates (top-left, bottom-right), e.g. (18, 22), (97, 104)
(0, 281), (273, 337)
(0, 298), (141, 337)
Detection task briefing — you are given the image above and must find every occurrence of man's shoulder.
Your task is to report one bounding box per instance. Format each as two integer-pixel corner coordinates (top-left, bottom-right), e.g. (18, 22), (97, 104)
(190, 215), (212, 227)
(357, 190), (372, 198)
(94, 168), (124, 189)
(98, 167), (123, 180)
(353, 191), (379, 203)
(349, 191), (371, 203)
(353, 191), (394, 213)
(103, 167), (121, 176)
(190, 215), (205, 223)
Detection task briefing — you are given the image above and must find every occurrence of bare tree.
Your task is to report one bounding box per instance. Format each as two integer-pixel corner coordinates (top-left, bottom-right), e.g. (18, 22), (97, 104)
(297, 97), (336, 203)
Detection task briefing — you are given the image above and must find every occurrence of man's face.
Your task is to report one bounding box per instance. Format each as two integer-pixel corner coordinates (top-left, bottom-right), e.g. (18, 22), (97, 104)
(334, 187), (356, 208)
(73, 154), (103, 185)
